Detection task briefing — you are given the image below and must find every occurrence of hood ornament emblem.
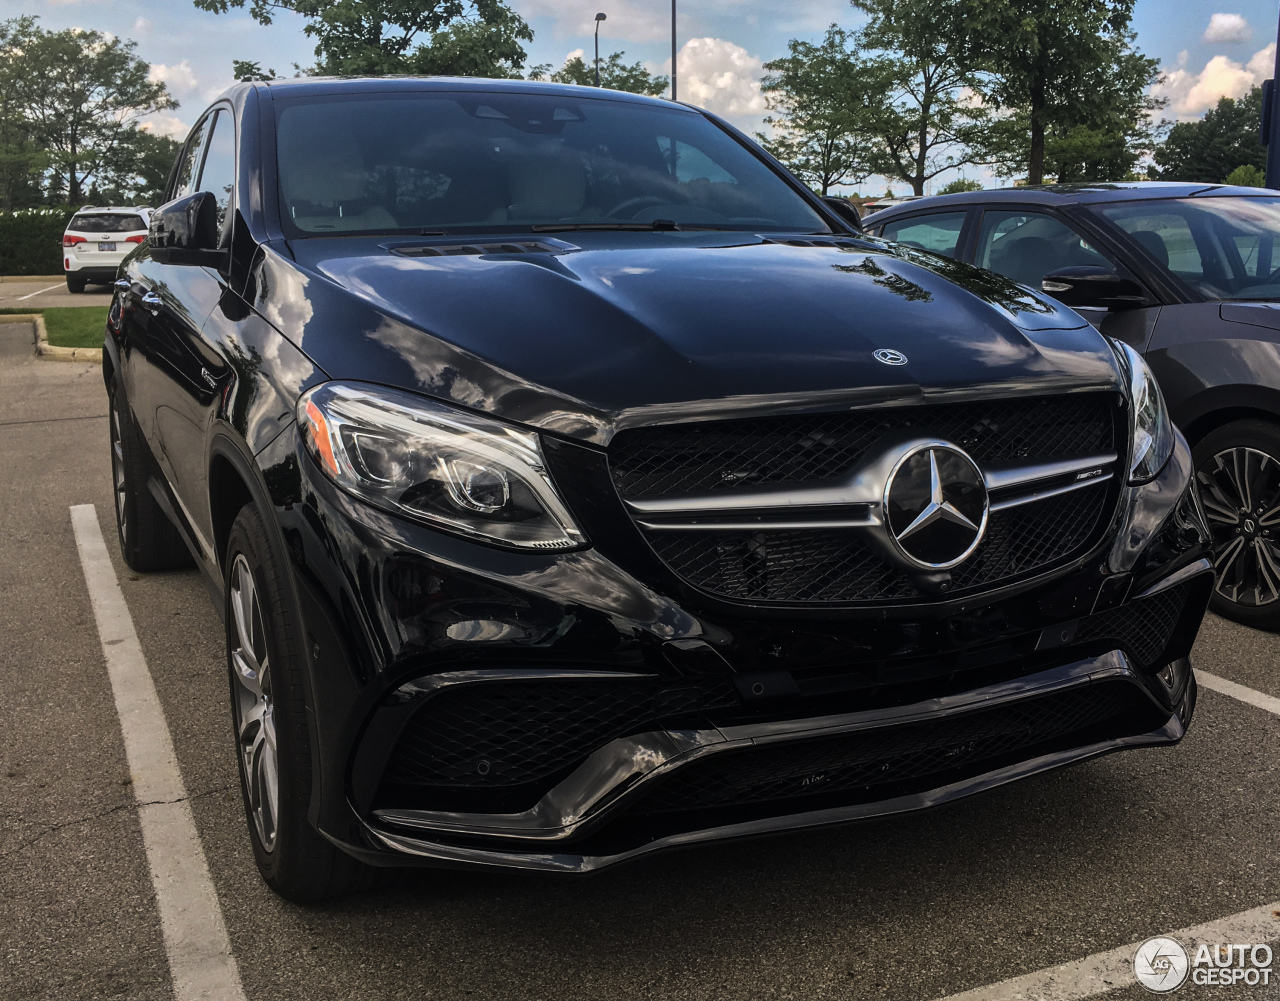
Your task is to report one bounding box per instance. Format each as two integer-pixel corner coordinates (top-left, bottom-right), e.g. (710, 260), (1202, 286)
(884, 444), (989, 570)
(873, 348), (908, 366)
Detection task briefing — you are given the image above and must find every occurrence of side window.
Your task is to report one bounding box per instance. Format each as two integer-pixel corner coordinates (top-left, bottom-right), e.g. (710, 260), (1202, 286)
(198, 109), (236, 243)
(975, 210), (1112, 288)
(1105, 211), (1204, 279)
(172, 116), (213, 201)
(879, 212), (968, 258)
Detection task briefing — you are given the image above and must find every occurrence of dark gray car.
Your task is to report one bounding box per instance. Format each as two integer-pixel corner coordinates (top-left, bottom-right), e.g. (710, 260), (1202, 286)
(869, 182), (1280, 630)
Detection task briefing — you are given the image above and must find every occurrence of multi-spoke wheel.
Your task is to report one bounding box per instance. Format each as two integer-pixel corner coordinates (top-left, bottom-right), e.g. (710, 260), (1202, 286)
(229, 554), (279, 852)
(1194, 420), (1280, 631)
(107, 375), (192, 572)
(223, 504), (373, 901)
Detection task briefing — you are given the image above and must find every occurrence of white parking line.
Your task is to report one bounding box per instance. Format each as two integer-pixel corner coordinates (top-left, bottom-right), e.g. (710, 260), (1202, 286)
(14, 282), (63, 300)
(935, 899), (1280, 1001)
(1196, 671), (1280, 717)
(70, 505), (246, 1001)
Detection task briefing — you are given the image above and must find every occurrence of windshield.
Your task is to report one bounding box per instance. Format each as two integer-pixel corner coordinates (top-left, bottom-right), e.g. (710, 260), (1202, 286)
(274, 92), (827, 236)
(68, 213), (146, 233)
(1096, 196), (1280, 300)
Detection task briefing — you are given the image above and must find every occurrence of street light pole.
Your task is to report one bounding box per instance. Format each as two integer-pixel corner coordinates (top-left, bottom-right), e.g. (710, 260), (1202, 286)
(671, 0), (677, 101)
(594, 12), (607, 87)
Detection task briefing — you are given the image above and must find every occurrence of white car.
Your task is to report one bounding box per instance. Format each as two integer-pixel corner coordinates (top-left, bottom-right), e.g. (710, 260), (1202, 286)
(62, 206), (150, 293)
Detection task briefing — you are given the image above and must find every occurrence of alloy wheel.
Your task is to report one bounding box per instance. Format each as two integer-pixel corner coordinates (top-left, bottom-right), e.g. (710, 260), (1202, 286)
(1197, 446), (1280, 607)
(229, 554), (279, 851)
(111, 401), (127, 545)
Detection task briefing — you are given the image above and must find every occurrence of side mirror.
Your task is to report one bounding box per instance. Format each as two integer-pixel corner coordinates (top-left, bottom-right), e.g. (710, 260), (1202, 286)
(1042, 265), (1146, 310)
(822, 196), (863, 233)
(150, 191), (226, 268)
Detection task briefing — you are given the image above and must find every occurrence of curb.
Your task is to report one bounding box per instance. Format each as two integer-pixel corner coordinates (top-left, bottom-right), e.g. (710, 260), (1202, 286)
(0, 275), (65, 283)
(0, 312), (103, 363)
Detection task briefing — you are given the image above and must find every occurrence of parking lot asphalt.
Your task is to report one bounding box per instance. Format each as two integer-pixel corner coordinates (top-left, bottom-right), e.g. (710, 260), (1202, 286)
(3, 320), (1280, 1001)
(0, 278), (114, 310)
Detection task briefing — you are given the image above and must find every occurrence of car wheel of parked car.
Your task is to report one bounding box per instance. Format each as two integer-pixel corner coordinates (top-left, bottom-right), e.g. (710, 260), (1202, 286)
(66, 277), (86, 293)
(108, 376), (193, 572)
(1194, 419), (1280, 631)
(225, 504), (375, 902)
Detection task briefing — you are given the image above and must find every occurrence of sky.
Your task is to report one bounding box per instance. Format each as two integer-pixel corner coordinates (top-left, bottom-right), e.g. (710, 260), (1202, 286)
(4, 0), (1280, 193)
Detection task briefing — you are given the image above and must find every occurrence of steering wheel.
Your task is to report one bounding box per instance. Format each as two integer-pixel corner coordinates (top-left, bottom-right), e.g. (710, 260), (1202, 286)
(606, 195), (670, 220)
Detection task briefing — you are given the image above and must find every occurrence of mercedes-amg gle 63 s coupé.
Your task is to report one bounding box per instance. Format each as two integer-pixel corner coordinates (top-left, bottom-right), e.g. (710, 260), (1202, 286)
(104, 78), (1213, 901)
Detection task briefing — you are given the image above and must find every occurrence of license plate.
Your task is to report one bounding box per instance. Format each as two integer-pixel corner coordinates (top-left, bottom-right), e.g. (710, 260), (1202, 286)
(98, 242), (116, 252)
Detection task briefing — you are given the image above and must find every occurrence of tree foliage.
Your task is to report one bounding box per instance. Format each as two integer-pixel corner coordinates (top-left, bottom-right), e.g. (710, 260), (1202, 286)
(851, 0), (999, 196)
(968, 0), (1161, 184)
(1155, 87), (1267, 184)
(1225, 164), (1266, 187)
(0, 18), (176, 206)
(194, 0), (534, 78)
(757, 28), (880, 195)
(938, 177), (982, 194)
(533, 51), (668, 97)
(233, 59), (277, 81)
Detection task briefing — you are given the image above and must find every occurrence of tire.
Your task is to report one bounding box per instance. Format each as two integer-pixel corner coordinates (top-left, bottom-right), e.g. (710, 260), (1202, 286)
(108, 376), (193, 572)
(224, 504), (375, 902)
(1193, 419), (1280, 631)
(66, 277), (86, 293)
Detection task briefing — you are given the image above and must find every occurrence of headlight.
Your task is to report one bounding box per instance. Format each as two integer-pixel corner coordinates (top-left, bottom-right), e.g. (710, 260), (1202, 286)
(297, 382), (586, 551)
(1114, 340), (1174, 484)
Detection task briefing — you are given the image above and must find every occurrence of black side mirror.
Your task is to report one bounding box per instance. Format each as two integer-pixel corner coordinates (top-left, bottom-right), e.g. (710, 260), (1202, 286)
(822, 196), (863, 233)
(150, 191), (226, 268)
(1041, 265), (1146, 310)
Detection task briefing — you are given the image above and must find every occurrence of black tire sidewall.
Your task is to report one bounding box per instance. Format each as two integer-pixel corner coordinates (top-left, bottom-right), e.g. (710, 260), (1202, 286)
(224, 504), (320, 891)
(1192, 419), (1280, 631)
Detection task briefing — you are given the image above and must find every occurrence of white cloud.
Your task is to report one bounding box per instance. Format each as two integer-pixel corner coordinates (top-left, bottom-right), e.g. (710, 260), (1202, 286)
(1154, 43), (1275, 119)
(667, 38), (767, 124)
(133, 17), (150, 33)
(148, 60), (199, 95)
(140, 116), (190, 140)
(514, 0), (845, 44)
(1204, 13), (1251, 44)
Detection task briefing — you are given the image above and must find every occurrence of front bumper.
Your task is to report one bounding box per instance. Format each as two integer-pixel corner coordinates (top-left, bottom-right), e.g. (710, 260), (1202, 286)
(361, 649), (1197, 873)
(254, 421), (1212, 872)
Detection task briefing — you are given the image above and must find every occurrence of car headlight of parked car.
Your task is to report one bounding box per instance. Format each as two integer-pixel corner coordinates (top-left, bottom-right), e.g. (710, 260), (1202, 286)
(298, 382), (586, 551)
(1114, 340), (1174, 485)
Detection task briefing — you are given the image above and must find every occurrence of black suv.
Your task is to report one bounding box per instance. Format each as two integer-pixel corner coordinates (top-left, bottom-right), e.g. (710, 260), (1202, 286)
(104, 79), (1211, 901)
(868, 183), (1280, 629)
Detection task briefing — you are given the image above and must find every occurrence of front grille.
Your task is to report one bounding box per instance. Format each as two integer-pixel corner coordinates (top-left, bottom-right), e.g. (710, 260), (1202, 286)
(646, 482), (1107, 604)
(610, 394), (1116, 497)
(632, 680), (1154, 816)
(379, 677), (740, 806)
(1077, 583), (1189, 667)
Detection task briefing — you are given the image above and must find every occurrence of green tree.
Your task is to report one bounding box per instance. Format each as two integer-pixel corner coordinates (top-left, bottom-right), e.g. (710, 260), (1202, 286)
(0, 18), (47, 211)
(758, 27), (880, 195)
(233, 59), (277, 80)
(1225, 164), (1266, 187)
(194, 0), (534, 78)
(971, 1), (1161, 184)
(850, 0), (999, 196)
(938, 176), (982, 193)
(1156, 87), (1267, 183)
(538, 51), (668, 96)
(13, 23), (176, 203)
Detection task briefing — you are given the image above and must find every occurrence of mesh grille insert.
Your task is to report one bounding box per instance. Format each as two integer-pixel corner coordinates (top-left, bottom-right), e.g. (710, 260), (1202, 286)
(610, 394), (1116, 498)
(632, 681), (1150, 816)
(381, 677), (740, 794)
(1077, 583), (1189, 667)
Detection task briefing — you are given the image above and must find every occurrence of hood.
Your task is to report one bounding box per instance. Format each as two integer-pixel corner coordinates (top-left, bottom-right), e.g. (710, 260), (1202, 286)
(263, 233), (1124, 445)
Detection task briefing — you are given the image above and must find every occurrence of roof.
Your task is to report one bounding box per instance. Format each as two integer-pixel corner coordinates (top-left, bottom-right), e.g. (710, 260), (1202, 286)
(864, 181), (1279, 219)
(72, 206), (150, 214)
(224, 75), (687, 113)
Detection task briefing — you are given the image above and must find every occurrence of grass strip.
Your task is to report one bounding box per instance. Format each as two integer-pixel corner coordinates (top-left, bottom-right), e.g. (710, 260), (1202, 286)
(0, 306), (109, 348)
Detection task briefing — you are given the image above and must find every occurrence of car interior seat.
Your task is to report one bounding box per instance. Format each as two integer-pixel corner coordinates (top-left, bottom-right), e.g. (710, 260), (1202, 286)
(1129, 229), (1170, 268)
(282, 146), (399, 232)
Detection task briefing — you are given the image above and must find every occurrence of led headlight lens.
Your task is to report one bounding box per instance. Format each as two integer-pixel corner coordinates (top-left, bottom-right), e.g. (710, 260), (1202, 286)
(1115, 340), (1174, 484)
(298, 382), (586, 551)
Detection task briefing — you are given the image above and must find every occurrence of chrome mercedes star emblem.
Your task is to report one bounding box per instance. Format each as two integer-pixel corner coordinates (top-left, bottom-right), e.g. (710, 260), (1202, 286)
(873, 348), (908, 366)
(884, 444), (989, 570)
